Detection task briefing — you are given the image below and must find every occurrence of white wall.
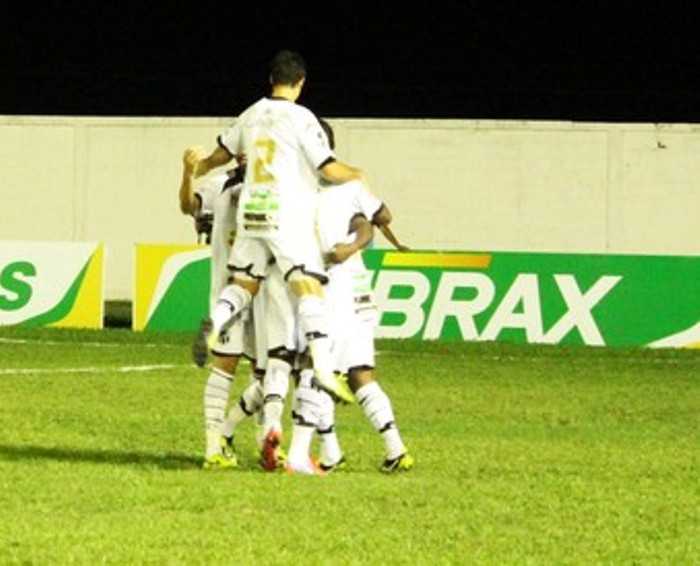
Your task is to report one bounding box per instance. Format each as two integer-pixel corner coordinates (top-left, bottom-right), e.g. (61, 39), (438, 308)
(1, 116), (698, 299)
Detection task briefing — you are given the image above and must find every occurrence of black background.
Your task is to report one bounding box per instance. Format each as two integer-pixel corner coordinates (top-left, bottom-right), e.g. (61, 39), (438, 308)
(4, 3), (700, 122)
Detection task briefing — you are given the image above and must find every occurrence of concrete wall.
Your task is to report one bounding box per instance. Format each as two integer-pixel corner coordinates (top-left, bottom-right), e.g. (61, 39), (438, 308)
(1, 116), (698, 299)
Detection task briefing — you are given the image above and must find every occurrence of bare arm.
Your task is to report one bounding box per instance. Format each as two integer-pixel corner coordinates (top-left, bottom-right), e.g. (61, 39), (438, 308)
(179, 147), (205, 215)
(326, 215), (375, 265)
(372, 203), (410, 251)
(194, 145), (235, 178)
(379, 224), (410, 251)
(319, 160), (365, 185)
(349, 215), (375, 251)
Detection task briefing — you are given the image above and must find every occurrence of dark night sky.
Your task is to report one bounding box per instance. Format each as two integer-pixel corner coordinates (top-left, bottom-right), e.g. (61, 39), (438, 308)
(3, 3), (700, 122)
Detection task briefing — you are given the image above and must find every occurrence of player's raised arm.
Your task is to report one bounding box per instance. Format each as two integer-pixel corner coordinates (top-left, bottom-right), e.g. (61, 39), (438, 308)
(180, 147), (206, 215)
(193, 144), (235, 178)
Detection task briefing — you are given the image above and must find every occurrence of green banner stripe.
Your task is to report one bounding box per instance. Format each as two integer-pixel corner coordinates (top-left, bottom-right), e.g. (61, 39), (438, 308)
(145, 258), (210, 332)
(19, 257), (90, 328)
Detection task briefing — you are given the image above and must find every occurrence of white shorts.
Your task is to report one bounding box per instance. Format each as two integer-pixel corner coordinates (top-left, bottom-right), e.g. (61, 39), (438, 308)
(326, 272), (378, 374)
(228, 232), (327, 283)
(331, 314), (376, 374)
(263, 265), (299, 353)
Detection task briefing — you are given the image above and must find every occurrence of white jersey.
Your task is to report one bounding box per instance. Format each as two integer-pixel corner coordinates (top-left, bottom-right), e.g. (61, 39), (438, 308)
(196, 174), (241, 311)
(317, 180), (383, 298)
(316, 181), (383, 372)
(218, 97), (334, 239)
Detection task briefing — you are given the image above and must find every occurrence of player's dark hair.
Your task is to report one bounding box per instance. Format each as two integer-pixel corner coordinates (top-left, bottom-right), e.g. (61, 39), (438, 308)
(319, 118), (335, 150)
(269, 50), (306, 86)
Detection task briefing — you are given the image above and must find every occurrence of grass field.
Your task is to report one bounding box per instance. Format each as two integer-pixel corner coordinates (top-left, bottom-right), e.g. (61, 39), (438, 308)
(1, 326), (698, 564)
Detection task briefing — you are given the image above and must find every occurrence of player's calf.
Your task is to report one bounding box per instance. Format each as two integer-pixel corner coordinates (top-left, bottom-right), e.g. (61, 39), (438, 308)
(349, 368), (413, 472)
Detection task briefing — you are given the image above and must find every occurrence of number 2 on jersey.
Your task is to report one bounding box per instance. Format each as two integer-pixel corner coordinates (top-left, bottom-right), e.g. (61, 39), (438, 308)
(253, 139), (276, 184)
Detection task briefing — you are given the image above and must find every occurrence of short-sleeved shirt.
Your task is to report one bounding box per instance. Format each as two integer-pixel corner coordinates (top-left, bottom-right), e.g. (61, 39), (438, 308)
(317, 180), (382, 314)
(218, 97), (334, 239)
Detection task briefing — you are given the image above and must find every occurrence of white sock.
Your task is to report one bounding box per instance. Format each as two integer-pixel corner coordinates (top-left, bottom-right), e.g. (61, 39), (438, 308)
(317, 386), (341, 465)
(355, 381), (406, 460)
(287, 424), (315, 469)
(298, 295), (334, 380)
(255, 410), (266, 450)
(318, 426), (342, 466)
(222, 379), (263, 438)
(211, 284), (252, 332)
(263, 398), (284, 438)
(203, 367), (233, 458)
(262, 358), (291, 436)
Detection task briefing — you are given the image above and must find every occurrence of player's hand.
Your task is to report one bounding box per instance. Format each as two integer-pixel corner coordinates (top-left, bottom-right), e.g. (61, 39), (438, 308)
(325, 243), (357, 265)
(183, 146), (206, 174)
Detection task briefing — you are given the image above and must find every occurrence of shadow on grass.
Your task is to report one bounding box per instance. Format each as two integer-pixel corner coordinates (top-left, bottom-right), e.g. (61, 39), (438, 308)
(0, 444), (201, 470)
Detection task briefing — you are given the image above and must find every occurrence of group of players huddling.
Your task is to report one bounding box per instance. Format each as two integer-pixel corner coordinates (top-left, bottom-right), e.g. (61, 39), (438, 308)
(178, 50), (414, 475)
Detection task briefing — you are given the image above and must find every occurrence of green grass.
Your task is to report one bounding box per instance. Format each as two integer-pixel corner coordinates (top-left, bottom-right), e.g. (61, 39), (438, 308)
(1, 327), (698, 564)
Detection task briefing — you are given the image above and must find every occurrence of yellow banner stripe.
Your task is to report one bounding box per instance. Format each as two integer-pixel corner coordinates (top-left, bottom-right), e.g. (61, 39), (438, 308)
(382, 252), (492, 269)
(50, 244), (104, 329)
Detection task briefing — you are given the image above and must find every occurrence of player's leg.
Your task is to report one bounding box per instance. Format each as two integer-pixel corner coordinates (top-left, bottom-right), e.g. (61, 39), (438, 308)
(259, 347), (294, 471)
(286, 368), (325, 475)
(348, 366), (414, 473)
(268, 235), (354, 404)
(201, 320), (247, 469)
(314, 367), (345, 472)
(287, 269), (354, 403)
(339, 308), (413, 473)
(257, 266), (297, 470)
(193, 237), (268, 367)
(221, 366), (264, 459)
(290, 350), (344, 471)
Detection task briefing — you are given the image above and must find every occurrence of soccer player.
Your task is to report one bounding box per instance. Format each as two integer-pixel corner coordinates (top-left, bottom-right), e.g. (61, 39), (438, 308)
(180, 147), (266, 469)
(190, 50), (367, 458)
(182, 148), (317, 472)
(286, 121), (414, 474)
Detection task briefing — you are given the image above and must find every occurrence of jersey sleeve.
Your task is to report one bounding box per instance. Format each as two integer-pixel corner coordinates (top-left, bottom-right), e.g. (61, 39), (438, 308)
(217, 119), (242, 158)
(298, 111), (335, 169)
(353, 183), (383, 221)
(195, 177), (221, 214)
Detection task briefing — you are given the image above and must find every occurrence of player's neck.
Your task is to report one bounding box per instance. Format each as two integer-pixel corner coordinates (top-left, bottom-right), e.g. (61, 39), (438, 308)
(270, 84), (300, 102)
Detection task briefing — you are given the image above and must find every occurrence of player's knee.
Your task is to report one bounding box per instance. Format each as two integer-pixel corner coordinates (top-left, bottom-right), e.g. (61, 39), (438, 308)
(263, 357), (291, 399)
(287, 270), (323, 297)
(213, 354), (239, 374)
(232, 274), (260, 296)
(348, 366), (375, 392)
